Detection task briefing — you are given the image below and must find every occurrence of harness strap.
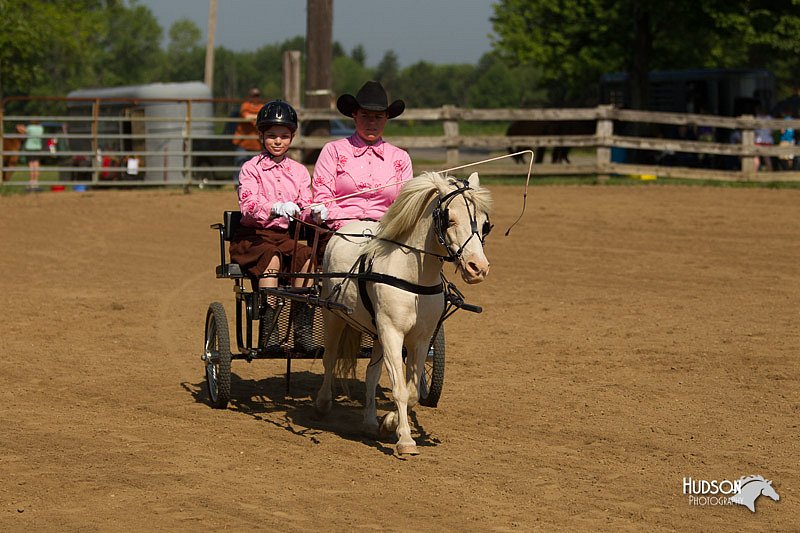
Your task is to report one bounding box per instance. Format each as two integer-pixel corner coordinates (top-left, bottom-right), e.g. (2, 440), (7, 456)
(357, 254), (445, 326)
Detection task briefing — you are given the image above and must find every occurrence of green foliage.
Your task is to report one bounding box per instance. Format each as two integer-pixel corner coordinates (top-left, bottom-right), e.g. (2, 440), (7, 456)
(0, 0), (161, 106)
(332, 55), (372, 97)
(162, 19), (204, 82)
(8, 1), (797, 113)
(491, 0), (800, 105)
(375, 51), (400, 88)
(396, 61), (474, 107)
(0, 1), (544, 111)
(350, 44), (367, 66)
(465, 53), (546, 108)
(0, 0), (40, 97)
(102, 3), (163, 86)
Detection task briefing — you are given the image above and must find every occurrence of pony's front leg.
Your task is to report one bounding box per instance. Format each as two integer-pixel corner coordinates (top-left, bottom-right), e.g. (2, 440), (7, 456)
(379, 331), (418, 455)
(362, 342), (383, 436)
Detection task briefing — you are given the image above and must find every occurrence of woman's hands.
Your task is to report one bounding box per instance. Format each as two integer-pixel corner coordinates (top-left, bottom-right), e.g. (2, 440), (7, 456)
(311, 205), (328, 224)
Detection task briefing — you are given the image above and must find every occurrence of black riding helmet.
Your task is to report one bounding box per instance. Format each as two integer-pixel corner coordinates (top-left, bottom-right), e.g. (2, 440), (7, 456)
(256, 100), (298, 133)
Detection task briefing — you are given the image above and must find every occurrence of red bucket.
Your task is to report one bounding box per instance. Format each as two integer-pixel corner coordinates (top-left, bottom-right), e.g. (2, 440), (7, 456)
(51, 185), (66, 192)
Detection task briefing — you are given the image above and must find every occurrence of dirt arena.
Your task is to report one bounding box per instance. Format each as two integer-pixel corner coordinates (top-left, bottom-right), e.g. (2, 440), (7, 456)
(1, 183), (797, 531)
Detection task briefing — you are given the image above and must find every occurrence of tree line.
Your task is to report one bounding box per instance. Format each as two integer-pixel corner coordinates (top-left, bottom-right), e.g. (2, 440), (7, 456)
(2, 0), (799, 115)
(0, 0), (543, 114)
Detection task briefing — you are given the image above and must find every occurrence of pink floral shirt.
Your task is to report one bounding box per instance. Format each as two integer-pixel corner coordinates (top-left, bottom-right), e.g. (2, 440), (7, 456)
(237, 153), (312, 230)
(312, 134), (413, 230)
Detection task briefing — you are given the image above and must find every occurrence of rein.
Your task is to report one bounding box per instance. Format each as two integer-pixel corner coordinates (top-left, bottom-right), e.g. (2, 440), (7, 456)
(294, 177), (490, 263)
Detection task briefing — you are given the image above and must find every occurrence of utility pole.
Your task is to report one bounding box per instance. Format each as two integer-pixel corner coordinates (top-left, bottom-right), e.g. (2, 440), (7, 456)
(204, 0), (218, 90)
(305, 0), (333, 110)
(303, 0), (333, 163)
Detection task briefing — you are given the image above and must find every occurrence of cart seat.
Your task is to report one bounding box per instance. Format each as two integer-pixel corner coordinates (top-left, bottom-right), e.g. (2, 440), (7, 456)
(211, 210), (318, 280)
(211, 211), (245, 278)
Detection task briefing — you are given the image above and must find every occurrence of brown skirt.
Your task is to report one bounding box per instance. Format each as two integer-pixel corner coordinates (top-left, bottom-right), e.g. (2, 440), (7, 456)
(229, 226), (313, 277)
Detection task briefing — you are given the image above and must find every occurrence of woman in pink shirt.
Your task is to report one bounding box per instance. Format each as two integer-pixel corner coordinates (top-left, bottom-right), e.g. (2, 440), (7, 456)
(311, 81), (413, 237)
(230, 100), (315, 351)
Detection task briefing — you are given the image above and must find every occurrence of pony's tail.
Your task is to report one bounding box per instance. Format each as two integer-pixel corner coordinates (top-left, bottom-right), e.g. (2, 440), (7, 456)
(334, 325), (363, 395)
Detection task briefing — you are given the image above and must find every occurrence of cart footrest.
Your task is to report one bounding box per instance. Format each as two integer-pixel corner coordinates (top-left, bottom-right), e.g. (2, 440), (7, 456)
(216, 263), (244, 278)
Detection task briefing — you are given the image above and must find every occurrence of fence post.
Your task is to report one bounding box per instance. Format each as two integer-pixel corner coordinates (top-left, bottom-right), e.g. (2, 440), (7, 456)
(184, 100), (193, 187)
(282, 51), (302, 107)
(0, 106), (5, 183)
(595, 105), (613, 181)
(91, 99), (100, 184)
(740, 116), (755, 181)
(443, 105), (459, 167)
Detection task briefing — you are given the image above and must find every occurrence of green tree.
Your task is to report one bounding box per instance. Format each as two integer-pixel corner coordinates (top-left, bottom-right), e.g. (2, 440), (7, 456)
(351, 44), (367, 66)
(397, 62), (473, 107)
(101, 1), (163, 86)
(332, 55), (372, 98)
(466, 53), (546, 108)
(375, 50), (400, 89)
(162, 19), (204, 81)
(0, 0), (40, 98)
(1, 0), (167, 108)
(491, 0), (800, 107)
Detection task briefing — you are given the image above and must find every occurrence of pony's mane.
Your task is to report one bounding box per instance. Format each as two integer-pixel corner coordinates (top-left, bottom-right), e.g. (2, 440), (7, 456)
(362, 171), (492, 256)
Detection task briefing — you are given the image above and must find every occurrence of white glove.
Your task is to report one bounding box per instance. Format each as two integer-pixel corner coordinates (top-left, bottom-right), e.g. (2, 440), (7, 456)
(281, 201), (300, 218)
(311, 205), (328, 223)
(270, 202), (285, 217)
(271, 201), (300, 219)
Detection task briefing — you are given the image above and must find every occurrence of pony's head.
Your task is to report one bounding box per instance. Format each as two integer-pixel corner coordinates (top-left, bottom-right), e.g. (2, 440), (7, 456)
(367, 171), (492, 283)
(433, 172), (492, 283)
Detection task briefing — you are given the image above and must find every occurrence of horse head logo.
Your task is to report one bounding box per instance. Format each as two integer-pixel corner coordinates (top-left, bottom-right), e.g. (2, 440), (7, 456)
(730, 475), (780, 512)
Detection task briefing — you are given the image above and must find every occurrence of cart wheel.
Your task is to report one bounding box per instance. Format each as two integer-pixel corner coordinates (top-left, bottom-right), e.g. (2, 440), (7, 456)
(419, 326), (445, 407)
(204, 302), (232, 409)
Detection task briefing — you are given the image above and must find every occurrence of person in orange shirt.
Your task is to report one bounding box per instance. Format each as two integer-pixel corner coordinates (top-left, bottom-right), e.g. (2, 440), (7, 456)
(232, 87), (265, 184)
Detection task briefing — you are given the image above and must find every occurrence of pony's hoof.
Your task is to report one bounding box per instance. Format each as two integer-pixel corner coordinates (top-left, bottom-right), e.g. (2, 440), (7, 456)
(379, 412), (399, 435)
(397, 443), (419, 456)
(315, 398), (332, 416)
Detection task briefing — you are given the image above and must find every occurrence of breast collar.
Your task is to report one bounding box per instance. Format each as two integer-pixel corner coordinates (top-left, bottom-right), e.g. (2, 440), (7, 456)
(357, 254), (444, 326)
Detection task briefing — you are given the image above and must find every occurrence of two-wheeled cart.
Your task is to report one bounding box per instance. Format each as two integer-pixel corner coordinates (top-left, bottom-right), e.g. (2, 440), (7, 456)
(202, 211), (478, 409)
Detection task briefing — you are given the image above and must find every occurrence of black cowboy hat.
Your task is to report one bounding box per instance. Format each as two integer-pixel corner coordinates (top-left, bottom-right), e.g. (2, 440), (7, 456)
(336, 81), (405, 119)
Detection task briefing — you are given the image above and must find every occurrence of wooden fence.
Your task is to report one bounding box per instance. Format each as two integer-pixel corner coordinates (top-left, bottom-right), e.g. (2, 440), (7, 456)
(2, 98), (800, 187)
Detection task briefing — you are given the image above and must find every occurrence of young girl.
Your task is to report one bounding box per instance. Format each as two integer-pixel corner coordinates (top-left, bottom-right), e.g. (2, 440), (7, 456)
(230, 100), (316, 352)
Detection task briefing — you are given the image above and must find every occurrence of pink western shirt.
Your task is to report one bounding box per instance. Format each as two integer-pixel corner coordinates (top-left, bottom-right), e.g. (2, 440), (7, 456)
(237, 153), (312, 230)
(312, 134), (413, 230)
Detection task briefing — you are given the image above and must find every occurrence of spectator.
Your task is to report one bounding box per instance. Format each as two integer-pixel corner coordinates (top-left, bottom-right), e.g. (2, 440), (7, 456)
(19, 121), (44, 191)
(754, 105), (774, 171)
(777, 114), (796, 170)
(232, 87), (265, 185)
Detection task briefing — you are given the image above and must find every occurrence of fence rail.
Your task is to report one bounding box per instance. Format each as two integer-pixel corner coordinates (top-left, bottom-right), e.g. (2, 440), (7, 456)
(3, 97), (800, 188)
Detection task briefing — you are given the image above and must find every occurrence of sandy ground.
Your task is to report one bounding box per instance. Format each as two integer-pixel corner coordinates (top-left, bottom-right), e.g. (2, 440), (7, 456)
(0, 183), (797, 531)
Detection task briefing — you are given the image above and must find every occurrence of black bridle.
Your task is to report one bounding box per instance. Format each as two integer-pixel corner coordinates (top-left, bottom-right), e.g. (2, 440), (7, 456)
(432, 179), (493, 262)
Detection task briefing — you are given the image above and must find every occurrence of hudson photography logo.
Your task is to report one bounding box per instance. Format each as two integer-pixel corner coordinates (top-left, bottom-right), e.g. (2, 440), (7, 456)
(683, 475), (781, 512)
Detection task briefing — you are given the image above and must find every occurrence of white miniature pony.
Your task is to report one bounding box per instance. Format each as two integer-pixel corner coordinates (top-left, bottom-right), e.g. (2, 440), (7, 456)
(315, 171), (492, 455)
